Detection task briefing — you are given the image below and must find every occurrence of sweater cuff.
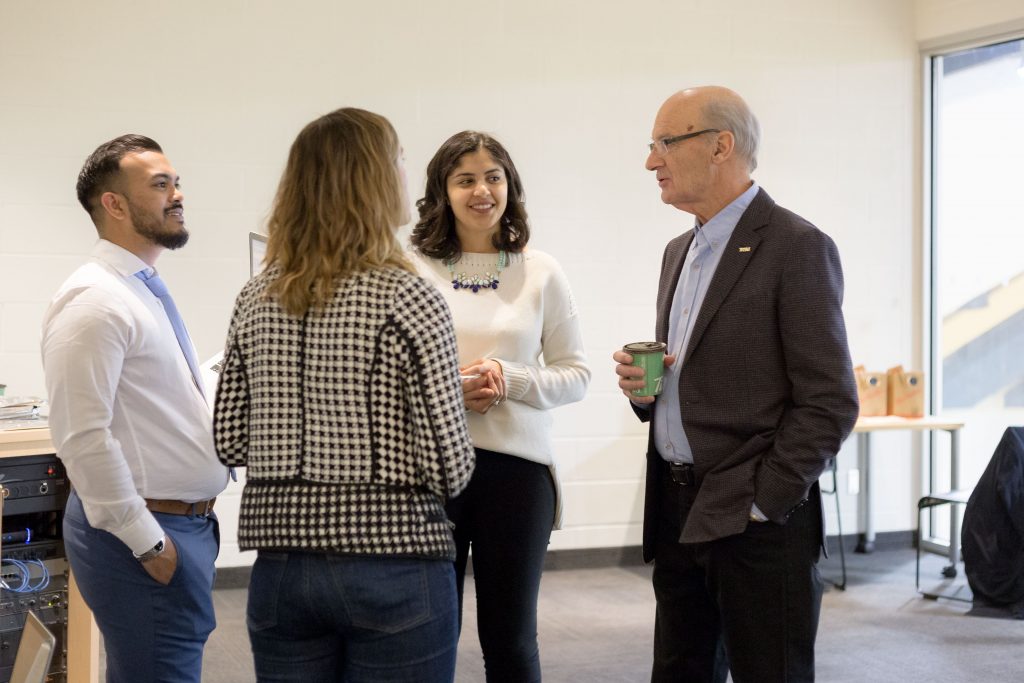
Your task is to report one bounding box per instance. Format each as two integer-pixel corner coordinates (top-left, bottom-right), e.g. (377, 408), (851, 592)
(497, 360), (531, 400)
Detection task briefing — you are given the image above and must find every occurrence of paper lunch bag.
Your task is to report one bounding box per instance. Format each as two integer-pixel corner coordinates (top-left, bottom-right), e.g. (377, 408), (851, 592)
(886, 365), (925, 418)
(854, 365), (888, 417)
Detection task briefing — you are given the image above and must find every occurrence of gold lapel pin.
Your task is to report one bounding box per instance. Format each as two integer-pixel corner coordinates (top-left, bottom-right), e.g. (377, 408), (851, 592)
(738, 246), (752, 252)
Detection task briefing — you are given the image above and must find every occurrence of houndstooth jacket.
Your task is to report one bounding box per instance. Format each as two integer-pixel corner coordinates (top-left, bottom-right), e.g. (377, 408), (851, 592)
(213, 265), (475, 560)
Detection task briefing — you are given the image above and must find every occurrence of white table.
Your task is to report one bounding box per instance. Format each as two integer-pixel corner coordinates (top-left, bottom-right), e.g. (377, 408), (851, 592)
(852, 416), (965, 572)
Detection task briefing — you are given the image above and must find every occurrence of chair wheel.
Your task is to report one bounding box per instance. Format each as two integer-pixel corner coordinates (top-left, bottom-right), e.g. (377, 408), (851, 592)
(941, 565), (957, 578)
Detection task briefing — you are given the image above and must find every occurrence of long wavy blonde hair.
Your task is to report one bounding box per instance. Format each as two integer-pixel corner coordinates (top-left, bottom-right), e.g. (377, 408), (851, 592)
(264, 108), (412, 317)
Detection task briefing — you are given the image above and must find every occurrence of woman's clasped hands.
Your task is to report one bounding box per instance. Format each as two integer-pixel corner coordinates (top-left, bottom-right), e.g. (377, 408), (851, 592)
(460, 358), (506, 414)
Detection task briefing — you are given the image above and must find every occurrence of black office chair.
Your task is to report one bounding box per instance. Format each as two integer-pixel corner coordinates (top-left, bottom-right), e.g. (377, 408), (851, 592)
(820, 458), (847, 590)
(916, 489), (972, 601)
(958, 426), (1024, 611)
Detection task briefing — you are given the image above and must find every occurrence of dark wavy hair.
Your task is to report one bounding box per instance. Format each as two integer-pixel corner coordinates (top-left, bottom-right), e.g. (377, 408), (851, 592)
(412, 131), (529, 261)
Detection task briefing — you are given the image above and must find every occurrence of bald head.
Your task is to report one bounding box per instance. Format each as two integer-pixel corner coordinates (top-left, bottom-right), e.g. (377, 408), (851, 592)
(661, 86), (761, 172)
(646, 86), (761, 221)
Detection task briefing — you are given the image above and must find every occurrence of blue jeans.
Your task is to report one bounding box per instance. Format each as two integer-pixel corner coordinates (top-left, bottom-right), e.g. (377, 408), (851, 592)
(247, 551), (459, 682)
(63, 491), (219, 683)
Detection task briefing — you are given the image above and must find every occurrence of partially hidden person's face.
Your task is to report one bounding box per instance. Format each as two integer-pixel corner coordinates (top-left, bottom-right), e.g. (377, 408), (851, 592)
(119, 151), (189, 250)
(645, 97), (716, 212)
(445, 148), (508, 248)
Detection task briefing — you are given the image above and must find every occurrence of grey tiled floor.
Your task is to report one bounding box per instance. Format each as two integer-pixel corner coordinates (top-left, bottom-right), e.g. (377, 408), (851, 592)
(454, 565), (655, 682)
(101, 548), (1024, 682)
(197, 564), (655, 682)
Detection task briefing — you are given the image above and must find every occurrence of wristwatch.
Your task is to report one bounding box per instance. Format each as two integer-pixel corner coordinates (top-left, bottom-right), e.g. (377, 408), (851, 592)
(133, 537), (166, 562)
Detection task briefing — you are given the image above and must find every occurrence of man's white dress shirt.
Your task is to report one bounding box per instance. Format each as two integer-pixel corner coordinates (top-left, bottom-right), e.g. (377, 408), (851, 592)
(41, 239), (228, 555)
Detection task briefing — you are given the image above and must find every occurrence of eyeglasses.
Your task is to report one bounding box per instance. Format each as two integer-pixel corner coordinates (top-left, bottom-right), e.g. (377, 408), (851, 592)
(648, 129), (720, 154)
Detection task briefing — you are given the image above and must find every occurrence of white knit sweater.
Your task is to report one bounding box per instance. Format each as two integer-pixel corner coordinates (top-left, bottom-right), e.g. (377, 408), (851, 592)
(411, 248), (590, 467)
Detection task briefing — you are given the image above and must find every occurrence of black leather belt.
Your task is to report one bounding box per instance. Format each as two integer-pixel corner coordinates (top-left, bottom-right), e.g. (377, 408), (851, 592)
(665, 461), (696, 486)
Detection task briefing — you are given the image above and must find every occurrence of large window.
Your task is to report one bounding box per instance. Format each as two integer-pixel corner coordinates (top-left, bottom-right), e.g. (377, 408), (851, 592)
(930, 38), (1024, 502)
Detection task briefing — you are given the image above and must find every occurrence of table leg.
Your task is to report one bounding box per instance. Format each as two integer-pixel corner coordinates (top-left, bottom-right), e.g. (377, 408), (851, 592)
(943, 428), (961, 577)
(856, 432), (874, 553)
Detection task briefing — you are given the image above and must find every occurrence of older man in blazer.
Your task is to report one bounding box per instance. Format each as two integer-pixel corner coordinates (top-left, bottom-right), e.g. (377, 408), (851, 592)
(614, 86), (859, 683)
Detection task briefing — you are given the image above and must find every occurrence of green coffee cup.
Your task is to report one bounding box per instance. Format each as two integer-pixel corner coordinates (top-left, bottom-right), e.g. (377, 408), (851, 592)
(624, 342), (667, 397)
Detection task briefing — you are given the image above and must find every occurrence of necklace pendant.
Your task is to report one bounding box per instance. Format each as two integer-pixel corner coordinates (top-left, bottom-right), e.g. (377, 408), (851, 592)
(446, 251), (507, 294)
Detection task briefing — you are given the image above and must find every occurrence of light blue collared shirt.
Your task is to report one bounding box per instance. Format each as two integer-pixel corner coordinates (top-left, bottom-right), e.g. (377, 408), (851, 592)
(654, 182), (760, 464)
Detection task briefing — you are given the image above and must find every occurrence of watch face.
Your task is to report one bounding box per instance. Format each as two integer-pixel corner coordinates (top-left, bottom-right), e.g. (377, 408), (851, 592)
(136, 537), (166, 561)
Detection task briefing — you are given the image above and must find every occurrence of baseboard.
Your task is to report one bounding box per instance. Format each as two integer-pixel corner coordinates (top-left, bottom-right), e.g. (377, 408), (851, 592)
(213, 530), (918, 589)
(541, 531), (918, 571)
(215, 565), (253, 590)
(827, 530), (915, 553)
(543, 545), (646, 570)
(214, 548), (651, 588)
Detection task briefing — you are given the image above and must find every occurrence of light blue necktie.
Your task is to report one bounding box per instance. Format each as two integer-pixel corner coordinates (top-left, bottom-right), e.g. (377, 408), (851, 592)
(135, 270), (205, 398)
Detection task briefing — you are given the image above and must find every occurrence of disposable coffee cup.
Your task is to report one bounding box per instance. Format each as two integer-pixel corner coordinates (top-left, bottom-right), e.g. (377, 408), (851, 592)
(623, 342), (667, 397)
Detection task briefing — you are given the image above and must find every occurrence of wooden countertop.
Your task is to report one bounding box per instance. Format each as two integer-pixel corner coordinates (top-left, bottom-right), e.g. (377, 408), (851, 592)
(0, 426), (53, 457)
(853, 416), (965, 433)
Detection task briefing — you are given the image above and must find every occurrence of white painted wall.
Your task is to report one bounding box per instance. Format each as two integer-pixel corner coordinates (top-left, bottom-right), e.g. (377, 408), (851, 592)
(1, 0), (991, 567)
(916, 0), (1024, 43)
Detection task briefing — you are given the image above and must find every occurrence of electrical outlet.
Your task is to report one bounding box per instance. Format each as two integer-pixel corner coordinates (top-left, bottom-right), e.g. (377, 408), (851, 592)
(847, 469), (860, 495)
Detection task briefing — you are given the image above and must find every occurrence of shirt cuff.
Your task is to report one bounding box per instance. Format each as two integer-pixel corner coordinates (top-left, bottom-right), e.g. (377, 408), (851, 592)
(749, 503), (769, 522)
(115, 510), (166, 556)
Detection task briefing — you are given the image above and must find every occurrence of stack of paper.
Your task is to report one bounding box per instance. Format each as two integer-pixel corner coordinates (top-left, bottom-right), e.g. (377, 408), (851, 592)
(0, 397), (47, 430)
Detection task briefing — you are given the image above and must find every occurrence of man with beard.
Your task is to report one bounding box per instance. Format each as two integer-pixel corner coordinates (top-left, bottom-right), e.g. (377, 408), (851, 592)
(41, 135), (228, 683)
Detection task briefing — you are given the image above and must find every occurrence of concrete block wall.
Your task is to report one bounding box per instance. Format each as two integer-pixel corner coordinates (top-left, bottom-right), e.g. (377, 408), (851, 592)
(4, 0), (1011, 567)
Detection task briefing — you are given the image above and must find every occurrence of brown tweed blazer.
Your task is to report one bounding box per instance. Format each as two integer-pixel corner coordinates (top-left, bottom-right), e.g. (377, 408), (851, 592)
(638, 188), (859, 559)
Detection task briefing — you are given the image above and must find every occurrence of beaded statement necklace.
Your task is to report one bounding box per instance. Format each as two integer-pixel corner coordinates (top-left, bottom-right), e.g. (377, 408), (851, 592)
(446, 251), (507, 293)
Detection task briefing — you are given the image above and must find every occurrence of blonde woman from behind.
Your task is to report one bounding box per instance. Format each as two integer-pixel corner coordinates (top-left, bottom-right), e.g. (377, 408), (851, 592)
(214, 108), (475, 682)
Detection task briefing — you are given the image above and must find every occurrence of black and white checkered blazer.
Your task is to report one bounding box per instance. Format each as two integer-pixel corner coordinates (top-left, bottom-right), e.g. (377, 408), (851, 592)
(214, 265), (475, 559)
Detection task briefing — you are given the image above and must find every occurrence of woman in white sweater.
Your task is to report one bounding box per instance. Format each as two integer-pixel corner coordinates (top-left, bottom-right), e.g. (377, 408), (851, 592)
(410, 131), (591, 682)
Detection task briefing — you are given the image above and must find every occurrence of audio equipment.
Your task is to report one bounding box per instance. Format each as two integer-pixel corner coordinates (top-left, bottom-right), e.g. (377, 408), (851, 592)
(0, 454), (68, 683)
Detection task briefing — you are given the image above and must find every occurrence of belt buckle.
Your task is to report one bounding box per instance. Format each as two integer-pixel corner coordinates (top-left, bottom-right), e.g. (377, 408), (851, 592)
(668, 462), (695, 487)
(192, 499), (213, 518)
